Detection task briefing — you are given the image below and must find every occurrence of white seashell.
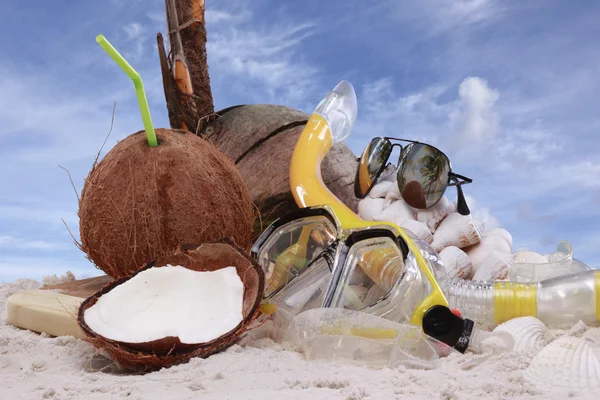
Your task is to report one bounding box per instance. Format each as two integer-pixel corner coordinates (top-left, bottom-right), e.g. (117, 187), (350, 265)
(467, 329), (515, 354)
(493, 316), (547, 352)
(430, 213), (482, 253)
(465, 235), (512, 278)
(449, 202), (458, 214)
(513, 250), (548, 265)
(471, 250), (514, 281)
(378, 164), (397, 182)
(375, 199), (416, 226)
(474, 220), (486, 235)
(484, 228), (513, 248)
(384, 182), (401, 203)
(358, 197), (386, 221)
(416, 196), (454, 233)
(438, 246), (472, 279)
(368, 181), (393, 199)
(400, 220), (433, 244)
(524, 336), (600, 393)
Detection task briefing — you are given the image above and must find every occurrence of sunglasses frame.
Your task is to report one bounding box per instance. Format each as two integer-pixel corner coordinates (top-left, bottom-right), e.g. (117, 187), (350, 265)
(355, 137), (473, 215)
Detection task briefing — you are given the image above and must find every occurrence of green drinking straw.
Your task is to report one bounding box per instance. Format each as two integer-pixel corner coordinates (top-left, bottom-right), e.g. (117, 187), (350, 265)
(96, 34), (158, 147)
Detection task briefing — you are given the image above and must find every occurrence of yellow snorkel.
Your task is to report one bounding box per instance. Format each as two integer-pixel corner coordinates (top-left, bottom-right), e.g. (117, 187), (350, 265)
(289, 81), (449, 326)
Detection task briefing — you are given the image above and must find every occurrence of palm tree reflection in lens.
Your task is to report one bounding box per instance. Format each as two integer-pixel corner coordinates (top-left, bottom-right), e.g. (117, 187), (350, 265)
(398, 144), (450, 209)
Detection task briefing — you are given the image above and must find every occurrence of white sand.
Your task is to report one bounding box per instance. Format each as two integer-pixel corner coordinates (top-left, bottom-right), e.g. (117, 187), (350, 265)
(1, 278), (599, 400)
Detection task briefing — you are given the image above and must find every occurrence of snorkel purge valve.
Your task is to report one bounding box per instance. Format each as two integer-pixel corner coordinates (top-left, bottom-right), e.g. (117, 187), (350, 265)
(256, 81), (476, 352)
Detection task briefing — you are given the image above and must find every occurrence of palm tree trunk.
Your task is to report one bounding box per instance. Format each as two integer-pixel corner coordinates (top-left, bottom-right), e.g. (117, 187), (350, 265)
(158, 0), (214, 133)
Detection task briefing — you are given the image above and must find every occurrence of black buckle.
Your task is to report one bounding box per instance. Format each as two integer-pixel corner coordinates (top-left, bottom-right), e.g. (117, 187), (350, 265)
(422, 305), (474, 353)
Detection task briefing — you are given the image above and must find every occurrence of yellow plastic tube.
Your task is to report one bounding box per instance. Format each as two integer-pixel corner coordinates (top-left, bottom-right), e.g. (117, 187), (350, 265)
(96, 34), (158, 147)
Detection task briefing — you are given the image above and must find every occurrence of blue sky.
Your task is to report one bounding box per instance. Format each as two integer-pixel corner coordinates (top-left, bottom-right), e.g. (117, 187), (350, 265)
(1, 0), (599, 282)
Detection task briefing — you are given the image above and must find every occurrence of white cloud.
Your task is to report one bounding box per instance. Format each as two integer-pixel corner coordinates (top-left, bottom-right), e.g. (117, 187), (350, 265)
(464, 195), (501, 231)
(351, 78), (450, 150)
(121, 21), (148, 62)
(124, 22), (143, 39)
(493, 123), (562, 170)
(434, 0), (499, 26)
(0, 236), (67, 251)
(206, 10), (242, 24)
(381, 0), (502, 37)
(0, 256), (103, 283)
(450, 77), (499, 142)
(206, 5), (319, 106)
(353, 76), (501, 151)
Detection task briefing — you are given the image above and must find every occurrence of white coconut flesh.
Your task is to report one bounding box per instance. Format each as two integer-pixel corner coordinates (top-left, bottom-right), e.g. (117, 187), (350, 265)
(84, 265), (244, 344)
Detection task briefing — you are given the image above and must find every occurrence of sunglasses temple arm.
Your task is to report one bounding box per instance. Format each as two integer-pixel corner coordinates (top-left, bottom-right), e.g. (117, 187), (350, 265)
(455, 184), (470, 216)
(449, 172), (472, 185)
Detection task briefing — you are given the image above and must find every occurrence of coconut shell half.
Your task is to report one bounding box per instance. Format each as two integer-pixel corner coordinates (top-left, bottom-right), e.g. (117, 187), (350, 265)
(77, 239), (265, 372)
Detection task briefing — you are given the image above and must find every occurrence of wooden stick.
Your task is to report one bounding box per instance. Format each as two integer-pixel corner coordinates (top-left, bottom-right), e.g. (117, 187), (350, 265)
(157, 33), (180, 128)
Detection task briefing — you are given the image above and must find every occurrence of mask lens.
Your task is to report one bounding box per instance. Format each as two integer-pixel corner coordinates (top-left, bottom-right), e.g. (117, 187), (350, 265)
(269, 252), (335, 334)
(356, 137), (392, 197)
(273, 253), (334, 312)
(397, 144), (450, 209)
(255, 215), (337, 298)
(330, 236), (406, 311)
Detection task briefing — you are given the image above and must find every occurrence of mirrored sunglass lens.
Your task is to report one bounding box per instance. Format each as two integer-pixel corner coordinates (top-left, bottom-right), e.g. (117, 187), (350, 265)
(357, 138), (392, 196)
(330, 236), (405, 311)
(397, 144), (450, 209)
(256, 215), (337, 298)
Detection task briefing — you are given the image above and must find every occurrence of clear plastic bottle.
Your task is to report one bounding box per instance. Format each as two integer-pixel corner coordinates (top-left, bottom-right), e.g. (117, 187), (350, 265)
(438, 270), (600, 326)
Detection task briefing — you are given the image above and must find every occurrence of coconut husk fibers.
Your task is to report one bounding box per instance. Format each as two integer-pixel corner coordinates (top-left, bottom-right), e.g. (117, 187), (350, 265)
(78, 128), (255, 278)
(77, 240), (265, 372)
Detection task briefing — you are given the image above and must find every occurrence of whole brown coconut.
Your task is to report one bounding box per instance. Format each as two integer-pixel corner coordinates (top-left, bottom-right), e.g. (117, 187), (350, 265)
(79, 128), (255, 278)
(77, 240), (265, 372)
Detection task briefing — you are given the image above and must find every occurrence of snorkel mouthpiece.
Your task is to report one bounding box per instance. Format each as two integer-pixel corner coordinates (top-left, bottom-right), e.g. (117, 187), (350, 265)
(314, 80), (357, 144)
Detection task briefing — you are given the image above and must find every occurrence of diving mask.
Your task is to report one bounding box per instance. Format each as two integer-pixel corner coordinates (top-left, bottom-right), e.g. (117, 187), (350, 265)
(252, 206), (474, 352)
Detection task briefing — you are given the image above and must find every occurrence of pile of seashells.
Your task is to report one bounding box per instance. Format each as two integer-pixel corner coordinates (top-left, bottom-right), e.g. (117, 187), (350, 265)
(358, 178), (516, 281)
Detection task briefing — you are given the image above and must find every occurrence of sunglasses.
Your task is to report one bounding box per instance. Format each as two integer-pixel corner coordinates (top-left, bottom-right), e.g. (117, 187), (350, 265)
(355, 137), (473, 216)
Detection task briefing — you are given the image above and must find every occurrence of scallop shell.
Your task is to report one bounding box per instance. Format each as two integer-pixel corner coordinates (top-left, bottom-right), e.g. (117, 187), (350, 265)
(430, 213), (482, 253)
(416, 196), (454, 233)
(358, 197), (386, 221)
(524, 336), (600, 393)
(471, 250), (514, 281)
(368, 181), (394, 199)
(465, 235), (512, 278)
(493, 316), (547, 352)
(438, 246), (472, 279)
(400, 219), (433, 244)
(484, 228), (513, 248)
(375, 199), (416, 226)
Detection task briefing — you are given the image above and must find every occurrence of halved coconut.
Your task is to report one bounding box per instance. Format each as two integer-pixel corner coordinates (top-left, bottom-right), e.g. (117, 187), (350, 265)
(77, 240), (264, 371)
